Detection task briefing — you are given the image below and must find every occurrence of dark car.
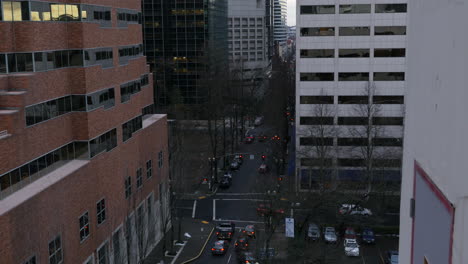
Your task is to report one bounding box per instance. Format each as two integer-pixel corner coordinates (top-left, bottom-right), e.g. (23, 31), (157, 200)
(243, 225), (256, 238)
(211, 240), (229, 255)
(306, 223), (320, 241)
(234, 236), (250, 252)
(244, 135), (255, 144)
(344, 227), (357, 240)
(234, 154), (244, 164)
(361, 228), (375, 244)
(217, 230), (233, 240)
(385, 251), (399, 264)
(237, 251), (258, 264)
(230, 160), (240, 170)
(216, 222), (235, 240)
(258, 134), (268, 142)
(219, 176), (232, 188)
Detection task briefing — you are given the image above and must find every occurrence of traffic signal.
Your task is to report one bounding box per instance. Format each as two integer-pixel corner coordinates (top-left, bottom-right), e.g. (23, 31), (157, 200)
(239, 155), (243, 158)
(278, 176), (283, 181)
(202, 177), (208, 183)
(261, 155), (266, 160)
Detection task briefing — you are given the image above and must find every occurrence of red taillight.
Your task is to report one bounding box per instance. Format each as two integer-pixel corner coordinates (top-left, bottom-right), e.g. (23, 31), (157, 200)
(245, 243), (248, 246)
(216, 232), (219, 235)
(228, 232), (232, 235)
(243, 230), (246, 233)
(221, 248), (225, 251)
(211, 248), (215, 251)
(235, 243), (238, 246)
(252, 231), (255, 234)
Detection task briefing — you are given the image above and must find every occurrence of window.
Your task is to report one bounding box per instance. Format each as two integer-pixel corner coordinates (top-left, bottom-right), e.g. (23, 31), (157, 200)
(158, 151), (163, 168)
(86, 88), (115, 111)
(374, 26), (406, 35)
(301, 158), (333, 167)
(136, 168), (142, 188)
(373, 159), (402, 167)
(125, 176), (132, 199)
(300, 137), (334, 146)
(98, 242), (109, 264)
(7, 53), (33, 73)
(300, 72), (334, 81)
(375, 4), (407, 13)
(300, 5), (335, 14)
(373, 117), (403, 126)
(113, 229), (122, 264)
(300, 49), (334, 58)
(146, 160), (152, 178)
(338, 117), (368, 125)
(338, 72), (369, 81)
(300, 27), (335, 37)
(48, 235), (63, 264)
(0, 54), (6, 73)
(373, 96), (404, 104)
(339, 4), (371, 14)
(122, 115), (143, 141)
(374, 48), (405, 57)
(373, 72), (405, 81)
(339, 27), (370, 36)
(372, 138), (403, 146)
(49, 3), (80, 21)
(338, 96), (369, 104)
(1, 1), (29, 21)
(79, 212), (90, 242)
(23, 256), (37, 264)
(121, 78), (142, 103)
(338, 138), (367, 146)
(300, 117), (334, 125)
(89, 129), (117, 158)
(97, 199), (106, 225)
(338, 159), (365, 167)
(339, 49), (370, 58)
(300, 96), (334, 104)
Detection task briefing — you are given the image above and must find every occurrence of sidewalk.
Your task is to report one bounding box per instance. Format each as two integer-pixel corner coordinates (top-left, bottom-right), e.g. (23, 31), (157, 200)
(145, 218), (214, 264)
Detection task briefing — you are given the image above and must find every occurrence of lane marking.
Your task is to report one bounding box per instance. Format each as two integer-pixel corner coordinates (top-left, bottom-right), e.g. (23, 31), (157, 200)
(201, 220), (209, 224)
(169, 240), (187, 264)
(216, 193), (264, 196)
(214, 219), (265, 224)
(213, 199), (216, 221)
(227, 253), (232, 264)
(215, 198), (267, 202)
(378, 247), (385, 264)
(180, 227), (215, 264)
(192, 200), (197, 218)
(198, 196), (207, 199)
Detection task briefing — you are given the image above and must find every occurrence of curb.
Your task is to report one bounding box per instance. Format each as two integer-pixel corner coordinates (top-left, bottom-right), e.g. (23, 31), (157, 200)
(179, 227), (215, 264)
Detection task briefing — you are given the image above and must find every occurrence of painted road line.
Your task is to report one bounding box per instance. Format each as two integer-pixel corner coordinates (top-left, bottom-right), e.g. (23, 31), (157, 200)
(201, 220), (209, 224)
(180, 227), (215, 264)
(227, 253), (232, 264)
(198, 196), (206, 199)
(214, 219), (265, 224)
(192, 200), (197, 219)
(170, 240), (187, 264)
(216, 198), (267, 201)
(213, 199), (216, 221)
(216, 193), (264, 196)
(378, 247), (385, 263)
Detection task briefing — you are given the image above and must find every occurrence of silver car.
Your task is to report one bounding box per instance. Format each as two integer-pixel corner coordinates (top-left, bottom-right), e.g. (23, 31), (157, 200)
(306, 223), (321, 241)
(344, 238), (360, 257)
(324, 227), (337, 243)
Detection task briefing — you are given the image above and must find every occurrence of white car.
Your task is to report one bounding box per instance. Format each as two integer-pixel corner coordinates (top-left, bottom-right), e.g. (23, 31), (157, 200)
(338, 204), (372, 216)
(344, 239), (360, 257)
(323, 227), (337, 243)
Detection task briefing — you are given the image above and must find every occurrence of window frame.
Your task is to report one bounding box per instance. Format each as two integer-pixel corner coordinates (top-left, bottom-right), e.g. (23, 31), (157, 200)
(146, 160), (152, 179)
(79, 211), (90, 242)
(96, 198), (106, 225)
(48, 234), (63, 264)
(97, 240), (109, 264)
(136, 167), (143, 188)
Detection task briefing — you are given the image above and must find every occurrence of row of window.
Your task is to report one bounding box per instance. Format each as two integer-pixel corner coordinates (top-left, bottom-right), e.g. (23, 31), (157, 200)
(301, 158), (401, 168)
(0, 46), (142, 74)
(300, 4), (407, 15)
(0, 1), (141, 25)
(79, 197), (106, 242)
(25, 88), (115, 126)
(299, 137), (402, 147)
(300, 48), (405, 58)
(300, 72), (405, 82)
(118, 44), (144, 65)
(125, 159), (154, 199)
(122, 115), (143, 142)
(300, 95), (404, 104)
(89, 129), (117, 158)
(300, 26), (406, 37)
(0, 141), (88, 192)
(300, 116), (403, 126)
(121, 74), (149, 103)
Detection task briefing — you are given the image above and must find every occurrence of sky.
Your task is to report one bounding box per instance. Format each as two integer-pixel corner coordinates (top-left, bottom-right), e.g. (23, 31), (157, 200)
(287, 0), (296, 26)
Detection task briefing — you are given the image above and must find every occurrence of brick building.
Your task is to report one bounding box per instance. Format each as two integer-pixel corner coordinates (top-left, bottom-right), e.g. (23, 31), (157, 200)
(0, 1), (169, 263)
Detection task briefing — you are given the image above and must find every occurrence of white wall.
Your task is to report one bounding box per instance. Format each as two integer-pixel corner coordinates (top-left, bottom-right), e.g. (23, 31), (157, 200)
(399, 0), (468, 263)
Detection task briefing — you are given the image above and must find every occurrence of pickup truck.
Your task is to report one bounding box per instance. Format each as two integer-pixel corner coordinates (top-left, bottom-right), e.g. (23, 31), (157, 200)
(216, 222), (235, 240)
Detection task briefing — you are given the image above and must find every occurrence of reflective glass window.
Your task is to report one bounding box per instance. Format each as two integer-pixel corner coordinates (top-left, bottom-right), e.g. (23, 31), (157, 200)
(338, 72), (369, 81)
(339, 27), (370, 36)
(300, 5), (335, 14)
(300, 27), (335, 37)
(339, 4), (371, 14)
(339, 49), (370, 57)
(375, 4), (407, 13)
(300, 49), (334, 58)
(374, 26), (406, 35)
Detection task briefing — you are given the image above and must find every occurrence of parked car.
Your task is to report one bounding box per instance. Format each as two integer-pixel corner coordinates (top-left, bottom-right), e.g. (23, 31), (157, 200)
(243, 225), (256, 238)
(258, 163), (268, 174)
(385, 251), (399, 264)
(338, 204), (372, 216)
(234, 235), (250, 252)
(361, 228), (375, 244)
(237, 251), (258, 264)
(344, 238), (360, 257)
(219, 176), (232, 188)
(234, 154), (244, 164)
(256, 203), (285, 217)
(224, 172), (233, 179)
(245, 135), (255, 144)
(344, 227), (357, 240)
(324, 227), (337, 243)
(254, 116), (264, 126)
(211, 240), (229, 255)
(216, 222), (235, 240)
(230, 160), (241, 170)
(258, 134), (268, 142)
(306, 223), (321, 241)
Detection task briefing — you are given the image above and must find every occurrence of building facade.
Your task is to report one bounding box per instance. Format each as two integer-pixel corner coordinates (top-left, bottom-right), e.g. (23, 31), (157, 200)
(142, 0), (228, 118)
(399, 1), (468, 263)
(228, 0), (269, 76)
(295, 1), (407, 192)
(273, 0), (287, 45)
(0, 0), (169, 263)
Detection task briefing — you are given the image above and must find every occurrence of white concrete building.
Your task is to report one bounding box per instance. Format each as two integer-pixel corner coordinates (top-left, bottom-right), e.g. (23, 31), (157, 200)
(399, 1), (468, 263)
(228, 0), (269, 76)
(273, 0), (287, 45)
(295, 1), (407, 192)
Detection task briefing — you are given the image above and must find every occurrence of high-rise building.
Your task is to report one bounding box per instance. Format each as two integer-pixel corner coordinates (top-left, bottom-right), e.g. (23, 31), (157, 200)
(273, 0), (287, 45)
(142, 0), (228, 118)
(399, 1), (468, 263)
(0, 1), (169, 263)
(228, 0), (269, 76)
(295, 1), (407, 192)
